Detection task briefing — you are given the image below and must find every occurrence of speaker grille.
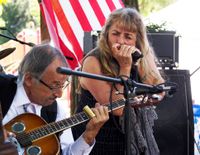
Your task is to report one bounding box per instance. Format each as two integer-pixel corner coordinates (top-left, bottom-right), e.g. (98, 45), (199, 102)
(154, 70), (194, 155)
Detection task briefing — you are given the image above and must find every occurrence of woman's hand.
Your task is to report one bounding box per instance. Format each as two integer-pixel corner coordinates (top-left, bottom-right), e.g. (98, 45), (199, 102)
(111, 43), (142, 68)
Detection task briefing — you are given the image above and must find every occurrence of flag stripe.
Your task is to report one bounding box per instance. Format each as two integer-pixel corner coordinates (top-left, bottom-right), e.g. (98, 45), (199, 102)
(89, 0), (106, 27)
(44, 1), (81, 68)
(55, 16), (73, 52)
(41, 1), (60, 47)
(97, 1), (113, 19)
(58, 37), (81, 68)
(106, 0), (116, 11)
(55, 16), (77, 59)
(51, 0), (83, 60)
(115, 0), (125, 8)
(49, 0), (83, 69)
(69, 0), (92, 31)
(59, 0), (84, 49)
(42, 0), (57, 27)
(55, 16), (81, 66)
(79, 0), (102, 30)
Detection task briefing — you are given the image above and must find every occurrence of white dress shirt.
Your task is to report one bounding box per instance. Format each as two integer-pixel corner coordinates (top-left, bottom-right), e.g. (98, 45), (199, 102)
(3, 83), (94, 155)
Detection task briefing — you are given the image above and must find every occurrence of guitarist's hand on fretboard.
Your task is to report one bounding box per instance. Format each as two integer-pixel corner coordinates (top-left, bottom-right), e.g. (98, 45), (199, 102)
(83, 103), (109, 145)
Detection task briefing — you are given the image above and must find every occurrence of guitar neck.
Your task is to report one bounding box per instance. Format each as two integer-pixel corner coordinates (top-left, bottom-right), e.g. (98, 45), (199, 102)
(107, 98), (126, 112)
(26, 99), (126, 142)
(27, 111), (89, 142)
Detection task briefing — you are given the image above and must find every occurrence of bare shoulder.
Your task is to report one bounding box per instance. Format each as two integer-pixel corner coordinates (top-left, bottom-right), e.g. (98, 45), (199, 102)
(80, 56), (102, 89)
(82, 56), (101, 74)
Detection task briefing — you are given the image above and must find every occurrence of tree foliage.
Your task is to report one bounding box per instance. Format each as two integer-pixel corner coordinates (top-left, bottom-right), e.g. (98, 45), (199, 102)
(0, 0), (34, 44)
(0, 0), (6, 5)
(28, 0), (40, 28)
(123, 0), (177, 16)
(139, 0), (177, 16)
(2, 1), (30, 32)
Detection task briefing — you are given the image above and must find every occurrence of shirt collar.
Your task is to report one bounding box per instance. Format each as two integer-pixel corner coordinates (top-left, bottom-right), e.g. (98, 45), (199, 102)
(14, 83), (30, 108)
(14, 82), (42, 113)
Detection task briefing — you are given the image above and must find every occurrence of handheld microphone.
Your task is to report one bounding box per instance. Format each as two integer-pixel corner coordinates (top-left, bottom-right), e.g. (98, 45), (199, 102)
(132, 51), (143, 62)
(116, 45), (143, 62)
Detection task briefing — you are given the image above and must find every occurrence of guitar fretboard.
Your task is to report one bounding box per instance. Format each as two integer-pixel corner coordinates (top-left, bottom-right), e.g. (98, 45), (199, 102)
(17, 98), (126, 145)
(29, 111), (89, 141)
(107, 99), (125, 112)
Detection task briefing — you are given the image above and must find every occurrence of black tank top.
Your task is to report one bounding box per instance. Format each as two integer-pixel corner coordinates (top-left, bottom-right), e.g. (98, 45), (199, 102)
(72, 48), (140, 155)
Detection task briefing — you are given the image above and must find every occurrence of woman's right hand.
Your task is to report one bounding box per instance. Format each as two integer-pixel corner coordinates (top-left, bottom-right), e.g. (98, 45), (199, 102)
(112, 43), (133, 68)
(111, 43), (142, 68)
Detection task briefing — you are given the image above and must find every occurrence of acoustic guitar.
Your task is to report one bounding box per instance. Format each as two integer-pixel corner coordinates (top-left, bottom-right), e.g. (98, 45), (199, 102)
(4, 97), (159, 155)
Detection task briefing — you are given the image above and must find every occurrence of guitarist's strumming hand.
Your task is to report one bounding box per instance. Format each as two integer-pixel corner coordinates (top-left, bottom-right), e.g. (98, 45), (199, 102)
(83, 103), (109, 145)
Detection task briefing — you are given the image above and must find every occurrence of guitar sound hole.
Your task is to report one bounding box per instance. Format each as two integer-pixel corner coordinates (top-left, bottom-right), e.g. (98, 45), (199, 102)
(11, 122), (26, 133)
(26, 145), (41, 155)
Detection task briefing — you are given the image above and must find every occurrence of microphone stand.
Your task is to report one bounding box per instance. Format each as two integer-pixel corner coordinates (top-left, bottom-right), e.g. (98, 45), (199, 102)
(120, 78), (134, 155)
(0, 33), (35, 47)
(57, 67), (133, 154)
(57, 67), (168, 155)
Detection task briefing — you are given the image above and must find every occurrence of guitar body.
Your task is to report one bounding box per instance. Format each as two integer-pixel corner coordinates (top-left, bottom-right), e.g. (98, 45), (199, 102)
(4, 113), (60, 155)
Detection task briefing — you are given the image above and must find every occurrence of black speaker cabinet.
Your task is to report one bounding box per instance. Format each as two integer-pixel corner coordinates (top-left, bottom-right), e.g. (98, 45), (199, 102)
(84, 31), (100, 54)
(154, 69), (194, 155)
(147, 32), (179, 68)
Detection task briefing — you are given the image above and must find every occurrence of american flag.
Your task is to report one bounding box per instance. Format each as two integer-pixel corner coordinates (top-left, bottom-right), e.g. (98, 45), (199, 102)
(39, 0), (124, 69)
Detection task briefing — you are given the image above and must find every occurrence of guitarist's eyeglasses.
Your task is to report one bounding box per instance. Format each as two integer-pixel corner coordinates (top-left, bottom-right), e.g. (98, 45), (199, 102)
(34, 76), (70, 92)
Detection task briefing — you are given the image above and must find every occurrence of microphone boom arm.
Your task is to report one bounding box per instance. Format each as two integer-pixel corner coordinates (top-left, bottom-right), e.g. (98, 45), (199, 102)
(57, 67), (176, 96)
(0, 33), (35, 47)
(57, 67), (122, 84)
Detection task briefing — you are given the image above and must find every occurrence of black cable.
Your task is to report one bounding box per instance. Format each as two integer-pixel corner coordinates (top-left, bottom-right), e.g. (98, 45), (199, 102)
(190, 65), (200, 77)
(109, 82), (124, 134)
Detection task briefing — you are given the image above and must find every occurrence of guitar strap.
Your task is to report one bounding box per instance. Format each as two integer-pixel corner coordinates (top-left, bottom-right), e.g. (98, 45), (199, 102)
(130, 65), (140, 83)
(41, 101), (57, 123)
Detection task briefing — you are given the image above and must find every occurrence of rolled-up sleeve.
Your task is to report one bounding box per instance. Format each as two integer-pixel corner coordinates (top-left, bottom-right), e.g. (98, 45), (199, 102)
(61, 129), (95, 155)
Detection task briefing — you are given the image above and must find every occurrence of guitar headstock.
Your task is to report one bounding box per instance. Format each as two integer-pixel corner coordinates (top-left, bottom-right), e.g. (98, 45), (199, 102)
(130, 94), (162, 108)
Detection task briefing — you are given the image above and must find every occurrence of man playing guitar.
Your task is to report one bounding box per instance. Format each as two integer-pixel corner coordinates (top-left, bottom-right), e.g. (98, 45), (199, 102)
(0, 44), (109, 155)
